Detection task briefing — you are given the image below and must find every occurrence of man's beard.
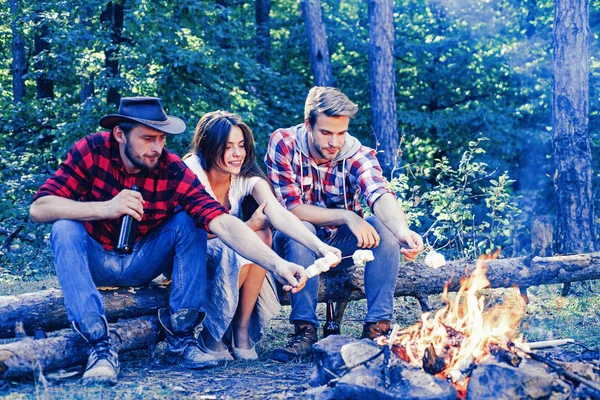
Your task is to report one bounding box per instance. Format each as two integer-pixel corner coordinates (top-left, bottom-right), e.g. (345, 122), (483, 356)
(124, 143), (158, 171)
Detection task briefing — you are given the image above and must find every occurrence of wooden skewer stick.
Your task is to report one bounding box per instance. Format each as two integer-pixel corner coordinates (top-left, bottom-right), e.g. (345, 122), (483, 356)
(525, 339), (575, 350)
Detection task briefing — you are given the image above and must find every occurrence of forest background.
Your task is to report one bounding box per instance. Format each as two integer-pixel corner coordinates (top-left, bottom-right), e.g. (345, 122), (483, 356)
(1, 0), (600, 280)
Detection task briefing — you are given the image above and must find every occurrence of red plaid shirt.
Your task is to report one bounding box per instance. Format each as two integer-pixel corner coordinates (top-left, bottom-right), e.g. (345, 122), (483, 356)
(264, 125), (392, 238)
(33, 131), (228, 250)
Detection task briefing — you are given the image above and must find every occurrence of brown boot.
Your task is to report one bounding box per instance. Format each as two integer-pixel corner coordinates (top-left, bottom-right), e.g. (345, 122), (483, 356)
(270, 321), (318, 363)
(360, 320), (391, 339)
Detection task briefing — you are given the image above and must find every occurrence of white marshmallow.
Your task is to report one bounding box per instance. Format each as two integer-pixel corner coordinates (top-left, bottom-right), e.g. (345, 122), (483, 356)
(352, 249), (374, 266)
(306, 264), (321, 278)
(324, 252), (340, 265)
(424, 250), (446, 269)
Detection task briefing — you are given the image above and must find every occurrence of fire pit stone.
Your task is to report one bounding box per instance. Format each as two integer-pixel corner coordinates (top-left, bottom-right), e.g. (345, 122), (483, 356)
(467, 358), (566, 399)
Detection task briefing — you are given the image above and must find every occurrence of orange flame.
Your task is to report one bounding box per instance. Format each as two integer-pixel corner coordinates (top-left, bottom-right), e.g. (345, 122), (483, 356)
(380, 250), (526, 386)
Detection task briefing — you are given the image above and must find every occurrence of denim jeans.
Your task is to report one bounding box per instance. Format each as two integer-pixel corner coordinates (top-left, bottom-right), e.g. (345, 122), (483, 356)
(273, 215), (400, 327)
(50, 211), (208, 327)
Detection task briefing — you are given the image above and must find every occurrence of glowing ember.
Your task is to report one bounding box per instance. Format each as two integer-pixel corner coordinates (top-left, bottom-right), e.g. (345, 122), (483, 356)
(377, 250), (527, 392)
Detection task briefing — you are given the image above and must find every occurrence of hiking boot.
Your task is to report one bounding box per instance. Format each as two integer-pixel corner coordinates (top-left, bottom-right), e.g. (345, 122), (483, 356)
(158, 308), (218, 369)
(72, 312), (119, 386)
(361, 319), (391, 340)
(270, 321), (317, 363)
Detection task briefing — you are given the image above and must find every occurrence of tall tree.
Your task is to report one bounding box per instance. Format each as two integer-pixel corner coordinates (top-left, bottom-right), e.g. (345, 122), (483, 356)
(9, 0), (26, 103)
(101, 1), (124, 106)
(255, 0), (271, 67)
(34, 11), (54, 99)
(300, 0), (334, 86)
(552, 0), (596, 254)
(368, 0), (398, 176)
(79, 2), (96, 103)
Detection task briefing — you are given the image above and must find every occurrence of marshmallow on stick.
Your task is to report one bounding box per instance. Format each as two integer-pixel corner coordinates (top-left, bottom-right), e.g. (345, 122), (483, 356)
(352, 249), (374, 267)
(306, 252), (341, 278)
(424, 250), (446, 268)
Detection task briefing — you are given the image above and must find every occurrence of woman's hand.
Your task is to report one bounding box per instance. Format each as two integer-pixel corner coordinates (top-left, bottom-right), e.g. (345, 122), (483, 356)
(246, 200), (271, 231)
(316, 244), (342, 267)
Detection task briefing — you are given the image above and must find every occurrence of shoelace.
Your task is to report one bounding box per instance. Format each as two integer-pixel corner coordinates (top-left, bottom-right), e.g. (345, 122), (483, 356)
(286, 327), (313, 346)
(88, 341), (118, 369)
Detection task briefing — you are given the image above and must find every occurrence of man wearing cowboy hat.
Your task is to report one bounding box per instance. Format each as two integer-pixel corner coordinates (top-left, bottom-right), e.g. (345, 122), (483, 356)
(30, 97), (308, 385)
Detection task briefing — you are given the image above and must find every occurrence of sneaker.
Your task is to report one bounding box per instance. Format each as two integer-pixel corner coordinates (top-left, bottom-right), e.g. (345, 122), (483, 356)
(72, 313), (119, 386)
(361, 320), (391, 340)
(82, 339), (120, 385)
(158, 308), (218, 369)
(270, 322), (317, 363)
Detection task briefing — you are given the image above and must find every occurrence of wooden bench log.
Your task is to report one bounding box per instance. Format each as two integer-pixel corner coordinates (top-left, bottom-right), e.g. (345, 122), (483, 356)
(2, 252), (600, 339)
(0, 316), (160, 380)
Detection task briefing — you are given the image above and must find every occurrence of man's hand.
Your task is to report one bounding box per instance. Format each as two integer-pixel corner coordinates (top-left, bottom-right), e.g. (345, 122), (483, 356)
(273, 261), (308, 294)
(105, 189), (145, 221)
(398, 229), (424, 262)
(246, 201), (271, 231)
(346, 213), (380, 248)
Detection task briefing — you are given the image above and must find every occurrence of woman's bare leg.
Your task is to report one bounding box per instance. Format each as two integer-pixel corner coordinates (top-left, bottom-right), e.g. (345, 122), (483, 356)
(234, 228), (272, 349)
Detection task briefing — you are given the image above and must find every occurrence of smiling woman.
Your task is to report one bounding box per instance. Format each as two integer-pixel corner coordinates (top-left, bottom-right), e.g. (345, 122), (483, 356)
(183, 110), (340, 361)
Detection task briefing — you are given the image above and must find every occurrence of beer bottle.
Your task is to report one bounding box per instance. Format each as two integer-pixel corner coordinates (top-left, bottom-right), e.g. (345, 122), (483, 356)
(116, 185), (139, 254)
(323, 300), (341, 337)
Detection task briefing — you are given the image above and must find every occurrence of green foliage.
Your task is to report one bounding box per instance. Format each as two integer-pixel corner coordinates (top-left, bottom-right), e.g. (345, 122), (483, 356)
(0, 0), (599, 278)
(390, 139), (522, 260)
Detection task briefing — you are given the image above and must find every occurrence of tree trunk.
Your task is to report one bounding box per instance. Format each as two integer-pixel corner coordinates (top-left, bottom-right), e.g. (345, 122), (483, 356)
(300, 0), (334, 86)
(368, 0), (399, 177)
(4, 253), (600, 339)
(552, 0), (595, 254)
(101, 1), (124, 106)
(0, 316), (161, 380)
(79, 2), (96, 103)
(255, 0), (271, 67)
(9, 0), (26, 104)
(34, 12), (54, 99)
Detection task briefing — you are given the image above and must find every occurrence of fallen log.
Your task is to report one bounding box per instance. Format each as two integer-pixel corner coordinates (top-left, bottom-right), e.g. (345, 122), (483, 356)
(0, 285), (170, 338)
(0, 316), (161, 380)
(2, 252), (600, 339)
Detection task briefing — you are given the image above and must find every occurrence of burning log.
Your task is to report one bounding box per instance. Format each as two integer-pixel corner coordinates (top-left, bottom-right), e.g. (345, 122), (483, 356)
(422, 343), (446, 375)
(490, 344), (522, 367)
(2, 251), (600, 339)
(0, 316), (161, 380)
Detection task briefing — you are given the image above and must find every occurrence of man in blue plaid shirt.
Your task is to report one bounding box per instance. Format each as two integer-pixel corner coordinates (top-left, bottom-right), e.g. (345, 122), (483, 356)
(265, 87), (424, 362)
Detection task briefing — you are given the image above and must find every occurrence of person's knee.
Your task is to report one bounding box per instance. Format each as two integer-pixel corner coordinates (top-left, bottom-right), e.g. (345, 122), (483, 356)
(367, 216), (400, 253)
(172, 211), (207, 241)
(51, 220), (87, 248)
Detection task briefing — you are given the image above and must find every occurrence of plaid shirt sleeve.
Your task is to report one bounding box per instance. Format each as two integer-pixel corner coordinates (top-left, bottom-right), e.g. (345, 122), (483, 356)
(350, 147), (394, 209)
(33, 136), (94, 201)
(174, 165), (228, 232)
(264, 129), (303, 210)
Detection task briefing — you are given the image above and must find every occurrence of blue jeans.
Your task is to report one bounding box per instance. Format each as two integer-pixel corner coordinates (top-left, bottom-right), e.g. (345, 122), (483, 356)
(273, 216), (400, 327)
(50, 211), (208, 326)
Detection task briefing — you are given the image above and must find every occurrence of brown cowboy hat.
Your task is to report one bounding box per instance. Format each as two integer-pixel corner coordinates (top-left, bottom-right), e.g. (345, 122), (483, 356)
(99, 97), (186, 135)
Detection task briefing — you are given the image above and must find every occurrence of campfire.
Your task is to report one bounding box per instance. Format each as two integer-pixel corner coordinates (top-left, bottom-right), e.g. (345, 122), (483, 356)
(376, 250), (527, 395)
(309, 252), (600, 400)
